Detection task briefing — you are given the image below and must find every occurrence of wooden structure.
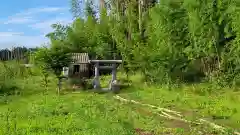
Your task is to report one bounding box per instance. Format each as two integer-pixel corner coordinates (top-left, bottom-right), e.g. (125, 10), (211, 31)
(89, 60), (122, 93)
(69, 53), (90, 77)
(62, 53), (123, 92)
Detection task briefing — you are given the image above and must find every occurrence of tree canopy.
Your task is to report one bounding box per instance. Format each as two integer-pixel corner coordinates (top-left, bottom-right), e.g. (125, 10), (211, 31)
(20, 0), (240, 87)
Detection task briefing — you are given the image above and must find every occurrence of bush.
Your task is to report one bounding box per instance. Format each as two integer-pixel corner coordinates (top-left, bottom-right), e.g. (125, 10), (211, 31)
(0, 61), (28, 95)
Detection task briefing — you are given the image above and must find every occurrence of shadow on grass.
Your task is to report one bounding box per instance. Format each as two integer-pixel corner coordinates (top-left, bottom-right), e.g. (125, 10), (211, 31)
(65, 83), (137, 95)
(64, 76), (138, 95)
(118, 84), (138, 94)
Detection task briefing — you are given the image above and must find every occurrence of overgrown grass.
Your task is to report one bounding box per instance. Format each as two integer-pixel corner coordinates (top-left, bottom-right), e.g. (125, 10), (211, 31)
(0, 88), (224, 135)
(0, 61), (57, 96)
(0, 61), (30, 95)
(118, 74), (240, 131)
(0, 92), (179, 135)
(0, 64), (239, 134)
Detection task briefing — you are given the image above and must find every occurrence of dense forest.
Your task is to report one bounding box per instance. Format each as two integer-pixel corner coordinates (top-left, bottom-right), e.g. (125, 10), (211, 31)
(1, 0), (240, 88)
(36, 0), (240, 88)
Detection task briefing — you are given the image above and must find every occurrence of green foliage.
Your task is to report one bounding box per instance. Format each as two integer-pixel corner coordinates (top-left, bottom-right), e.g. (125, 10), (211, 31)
(46, 23), (70, 41)
(70, 0), (83, 18)
(0, 74), (239, 134)
(34, 42), (72, 93)
(0, 61), (31, 95)
(37, 0), (240, 88)
(34, 43), (71, 78)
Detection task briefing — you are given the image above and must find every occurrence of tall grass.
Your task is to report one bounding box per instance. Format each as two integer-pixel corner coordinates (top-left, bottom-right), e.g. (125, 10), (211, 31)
(0, 61), (53, 95)
(0, 61), (26, 95)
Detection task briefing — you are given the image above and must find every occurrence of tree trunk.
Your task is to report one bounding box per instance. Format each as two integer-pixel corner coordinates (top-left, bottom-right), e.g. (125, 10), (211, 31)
(99, 0), (106, 9)
(138, 0), (143, 36)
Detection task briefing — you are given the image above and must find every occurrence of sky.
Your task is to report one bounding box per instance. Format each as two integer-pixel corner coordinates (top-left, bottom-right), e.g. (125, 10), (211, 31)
(0, 0), (75, 49)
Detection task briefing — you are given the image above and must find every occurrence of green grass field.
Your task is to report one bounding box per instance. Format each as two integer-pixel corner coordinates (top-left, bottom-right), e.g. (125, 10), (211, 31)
(0, 73), (240, 135)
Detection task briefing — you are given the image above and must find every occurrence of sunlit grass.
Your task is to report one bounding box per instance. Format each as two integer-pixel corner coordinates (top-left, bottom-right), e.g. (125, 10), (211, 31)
(0, 64), (239, 134)
(119, 74), (240, 131)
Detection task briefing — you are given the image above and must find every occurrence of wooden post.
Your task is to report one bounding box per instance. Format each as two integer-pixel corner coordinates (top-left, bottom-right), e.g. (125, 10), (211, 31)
(109, 63), (117, 90)
(112, 63), (117, 81)
(93, 62), (101, 89)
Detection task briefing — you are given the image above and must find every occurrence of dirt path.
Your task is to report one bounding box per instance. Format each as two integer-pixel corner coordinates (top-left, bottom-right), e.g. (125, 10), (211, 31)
(113, 95), (240, 135)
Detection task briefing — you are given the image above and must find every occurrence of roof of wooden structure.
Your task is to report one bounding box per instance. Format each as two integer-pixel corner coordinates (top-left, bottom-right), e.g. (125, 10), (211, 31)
(70, 53), (123, 65)
(71, 53), (89, 64)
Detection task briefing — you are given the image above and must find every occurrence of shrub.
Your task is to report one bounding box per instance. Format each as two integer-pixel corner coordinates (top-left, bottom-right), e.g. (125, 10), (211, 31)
(0, 61), (28, 95)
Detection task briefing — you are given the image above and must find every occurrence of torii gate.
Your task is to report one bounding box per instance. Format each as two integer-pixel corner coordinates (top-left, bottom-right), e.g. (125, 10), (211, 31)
(89, 60), (122, 93)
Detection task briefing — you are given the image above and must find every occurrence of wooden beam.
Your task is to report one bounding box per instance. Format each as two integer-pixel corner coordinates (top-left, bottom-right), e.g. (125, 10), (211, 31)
(71, 62), (89, 64)
(89, 60), (122, 63)
(99, 66), (114, 69)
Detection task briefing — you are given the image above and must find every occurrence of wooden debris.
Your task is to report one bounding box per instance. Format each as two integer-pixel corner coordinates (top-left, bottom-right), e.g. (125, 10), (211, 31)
(113, 95), (240, 135)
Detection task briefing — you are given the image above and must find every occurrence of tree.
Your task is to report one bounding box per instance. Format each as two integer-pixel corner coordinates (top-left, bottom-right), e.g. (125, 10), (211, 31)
(46, 23), (71, 42)
(60, 0), (240, 87)
(0, 49), (11, 61)
(34, 42), (72, 94)
(70, 0), (84, 18)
